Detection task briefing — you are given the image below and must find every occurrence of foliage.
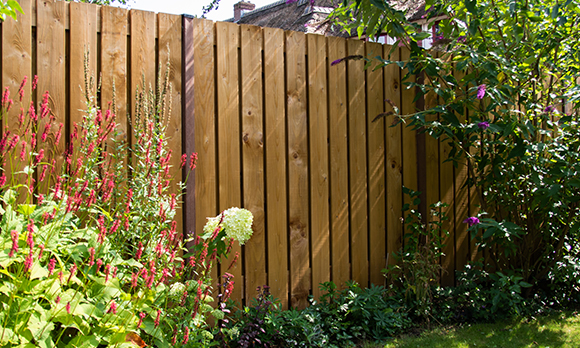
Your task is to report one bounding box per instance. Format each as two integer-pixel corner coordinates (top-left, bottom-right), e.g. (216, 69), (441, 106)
(0, 0), (23, 21)
(432, 263), (537, 324)
(0, 65), (248, 346)
(221, 281), (411, 347)
(384, 188), (448, 320)
(382, 311), (580, 348)
(331, 0), (580, 289)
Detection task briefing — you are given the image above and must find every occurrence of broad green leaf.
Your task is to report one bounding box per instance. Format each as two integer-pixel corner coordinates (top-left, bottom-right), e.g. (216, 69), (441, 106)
(65, 335), (100, 348)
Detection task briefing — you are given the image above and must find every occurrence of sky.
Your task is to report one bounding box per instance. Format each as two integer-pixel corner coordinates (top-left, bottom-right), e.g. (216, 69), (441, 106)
(122, 0), (278, 21)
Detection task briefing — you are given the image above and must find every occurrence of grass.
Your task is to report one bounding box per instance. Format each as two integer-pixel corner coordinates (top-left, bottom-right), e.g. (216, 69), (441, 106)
(361, 311), (580, 348)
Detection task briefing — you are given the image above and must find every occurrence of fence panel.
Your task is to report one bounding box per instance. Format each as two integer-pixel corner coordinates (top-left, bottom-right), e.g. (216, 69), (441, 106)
(1, 2), (481, 307)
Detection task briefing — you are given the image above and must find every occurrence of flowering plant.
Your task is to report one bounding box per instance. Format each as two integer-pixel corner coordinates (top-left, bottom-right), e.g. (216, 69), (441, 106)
(0, 64), (244, 346)
(331, 0), (580, 288)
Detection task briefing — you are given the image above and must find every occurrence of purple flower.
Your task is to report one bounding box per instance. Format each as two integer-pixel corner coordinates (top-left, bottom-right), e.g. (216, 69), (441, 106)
(331, 58), (343, 66)
(544, 105), (556, 113)
(457, 36), (466, 43)
(463, 217), (480, 227)
(476, 84), (486, 100)
(478, 121), (490, 130)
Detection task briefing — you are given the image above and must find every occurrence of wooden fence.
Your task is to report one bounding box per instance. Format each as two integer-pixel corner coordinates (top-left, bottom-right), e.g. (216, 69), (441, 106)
(1, 0), (480, 309)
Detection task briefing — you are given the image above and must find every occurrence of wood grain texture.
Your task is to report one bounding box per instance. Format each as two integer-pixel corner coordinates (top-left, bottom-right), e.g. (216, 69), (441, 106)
(192, 18), (218, 232)
(158, 12), (183, 237)
(182, 15), (195, 240)
(439, 55), (455, 286)
(69, 1), (97, 128)
(36, 0), (65, 193)
(286, 30), (310, 309)
(2, 0), (32, 197)
(216, 21), (243, 303)
(307, 33), (330, 299)
(264, 27), (288, 309)
(129, 9), (156, 162)
(241, 24), (266, 302)
(366, 42), (386, 287)
(347, 39), (368, 287)
(384, 45), (402, 271)
(327, 36), (350, 289)
(101, 6), (128, 167)
(400, 47), (418, 199)
(454, 68), (470, 274)
(191, 17), (219, 307)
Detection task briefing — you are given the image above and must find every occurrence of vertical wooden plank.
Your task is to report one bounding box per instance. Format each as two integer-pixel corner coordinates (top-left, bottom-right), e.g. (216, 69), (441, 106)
(384, 45), (402, 272)
(264, 27), (288, 309)
(2, 0), (32, 193)
(216, 21), (243, 304)
(424, 52), (441, 275)
(158, 13), (183, 233)
(366, 42), (386, 286)
(454, 69), (470, 274)
(129, 9), (156, 155)
(192, 18), (219, 298)
(400, 47), (418, 198)
(69, 1), (97, 127)
(439, 54), (455, 286)
(183, 15), (195, 241)
(36, 0), (65, 193)
(286, 30), (310, 309)
(347, 39), (368, 287)
(327, 36), (350, 289)
(307, 33), (330, 299)
(241, 24), (266, 302)
(101, 6), (128, 161)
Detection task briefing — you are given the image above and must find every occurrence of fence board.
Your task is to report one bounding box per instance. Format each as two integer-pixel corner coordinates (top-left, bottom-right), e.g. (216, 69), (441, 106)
(327, 36), (350, 289)
(400, 47), (418, 202)
(158, 12), (183, 250)
(216, 21), (243, 304)
(384, 45), (403, 271)
(101, 6), (128, 165)
(264, 27), (288, 308)
(36, 0), (65, 193)
(286, 30), (310, 309)
(454, 69), (470, 275)
(347, 39), (368, 287)
(191, 18), (219, 300)
(129, 9), (156, 160)
(2, 0), (32, 196)
(69, 1), (97, 127)
(366, 42), (386, 286)
(307, 33), (330, 298)
(241, 24), (266, 302)
(439, 54), (456, 286)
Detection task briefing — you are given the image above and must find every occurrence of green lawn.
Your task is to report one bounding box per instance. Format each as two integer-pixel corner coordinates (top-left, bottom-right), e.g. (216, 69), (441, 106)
(366, 311), (580, 348)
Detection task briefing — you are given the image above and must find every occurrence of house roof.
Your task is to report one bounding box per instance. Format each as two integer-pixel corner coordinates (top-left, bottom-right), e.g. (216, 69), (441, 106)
(226, 0), (349, 37)
(226, 0), (428, 37)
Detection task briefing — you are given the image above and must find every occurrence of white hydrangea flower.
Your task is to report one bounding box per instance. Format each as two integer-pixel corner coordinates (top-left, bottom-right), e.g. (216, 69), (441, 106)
(169, 282), (186, 299)
(203, 207), (254, 245)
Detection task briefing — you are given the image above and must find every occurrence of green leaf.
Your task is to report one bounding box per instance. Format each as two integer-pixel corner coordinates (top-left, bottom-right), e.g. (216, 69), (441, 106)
(369, 0), (386, 11)
(65, 335), (100, 348)
(465, 0), (477, 14)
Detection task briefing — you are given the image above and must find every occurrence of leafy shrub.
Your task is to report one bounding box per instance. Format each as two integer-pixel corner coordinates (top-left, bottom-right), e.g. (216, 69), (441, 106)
(222, 281), (410, 347)
(0, 67), (248, 346)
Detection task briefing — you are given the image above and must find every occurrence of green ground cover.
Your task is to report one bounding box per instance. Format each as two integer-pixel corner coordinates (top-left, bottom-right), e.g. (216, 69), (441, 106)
(374, 312), (580, 348)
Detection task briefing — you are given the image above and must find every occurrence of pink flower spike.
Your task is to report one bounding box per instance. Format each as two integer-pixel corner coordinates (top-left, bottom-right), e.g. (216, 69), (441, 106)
(66, 302), (71, 314)
(107, 300), (117, 314)
(48, 258), (56, 275)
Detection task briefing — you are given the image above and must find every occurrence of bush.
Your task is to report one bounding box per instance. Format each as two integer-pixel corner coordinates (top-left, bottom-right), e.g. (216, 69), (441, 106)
(0, 67), (248, 346)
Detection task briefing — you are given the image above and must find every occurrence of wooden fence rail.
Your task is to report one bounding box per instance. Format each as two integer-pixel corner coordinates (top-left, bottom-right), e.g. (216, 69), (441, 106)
(2, 0), (479, 309)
